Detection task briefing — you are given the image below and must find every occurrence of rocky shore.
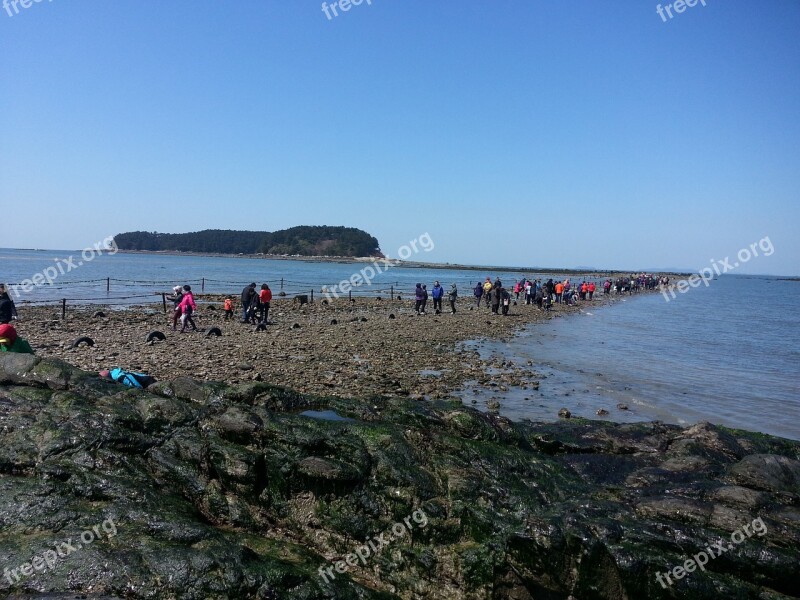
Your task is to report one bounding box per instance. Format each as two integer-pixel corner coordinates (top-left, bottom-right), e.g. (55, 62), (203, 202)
(0, 354), (798, 599)
(15, 293), (610, 409)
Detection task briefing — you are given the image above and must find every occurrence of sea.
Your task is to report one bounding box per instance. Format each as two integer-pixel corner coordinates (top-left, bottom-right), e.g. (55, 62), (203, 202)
(2, 248), (798, 441)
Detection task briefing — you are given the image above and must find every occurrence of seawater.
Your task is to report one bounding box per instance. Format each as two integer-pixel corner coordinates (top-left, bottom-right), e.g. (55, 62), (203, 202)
(0, 248), (578, 304)
(459, 275), (800, 441)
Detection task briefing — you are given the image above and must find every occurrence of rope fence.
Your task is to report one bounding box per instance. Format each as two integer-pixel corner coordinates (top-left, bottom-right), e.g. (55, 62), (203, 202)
(5, 273), (612, 312)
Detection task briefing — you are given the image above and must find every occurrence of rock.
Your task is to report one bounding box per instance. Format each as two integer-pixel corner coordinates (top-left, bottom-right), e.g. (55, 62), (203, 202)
(558, 408), (571, 418)
(596, 409), (609, 416)
(617, 403), (629, 410)
(728, 454), (800, 493)
(0, 353), (797, 598)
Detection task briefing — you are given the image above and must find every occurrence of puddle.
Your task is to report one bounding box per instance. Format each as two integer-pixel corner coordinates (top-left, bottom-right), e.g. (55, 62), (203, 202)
(419, 369), (444, 377)
(299, 410), (355, 423)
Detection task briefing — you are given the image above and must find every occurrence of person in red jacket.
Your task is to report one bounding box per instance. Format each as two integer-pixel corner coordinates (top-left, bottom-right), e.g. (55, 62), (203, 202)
(588, 281), (596, 300)
(580, 281), (588, 300)
(259, 284), (272, 324)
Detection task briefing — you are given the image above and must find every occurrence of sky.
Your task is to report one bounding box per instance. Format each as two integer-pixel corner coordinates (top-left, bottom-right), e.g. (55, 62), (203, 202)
(1, 1), (798, 275)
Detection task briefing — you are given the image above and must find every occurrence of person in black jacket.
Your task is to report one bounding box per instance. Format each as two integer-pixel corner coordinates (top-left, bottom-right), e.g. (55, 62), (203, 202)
(0, 285), (17, 324)
(490, 284), (501, 314)
(241, 283), (257, 323)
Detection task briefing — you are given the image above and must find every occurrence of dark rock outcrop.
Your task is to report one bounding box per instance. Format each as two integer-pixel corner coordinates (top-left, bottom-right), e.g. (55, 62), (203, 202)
(0, 355), (798, 599)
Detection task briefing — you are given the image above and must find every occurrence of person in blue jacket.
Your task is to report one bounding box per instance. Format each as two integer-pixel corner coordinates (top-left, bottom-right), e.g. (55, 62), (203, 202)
(100, 368), (156, 388)
(431, 281), (444, 314)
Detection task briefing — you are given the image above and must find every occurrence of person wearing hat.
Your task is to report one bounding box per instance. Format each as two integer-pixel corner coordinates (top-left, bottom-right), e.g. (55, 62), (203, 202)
(0, 324), (34, 354)
(166, 285), (184, 331)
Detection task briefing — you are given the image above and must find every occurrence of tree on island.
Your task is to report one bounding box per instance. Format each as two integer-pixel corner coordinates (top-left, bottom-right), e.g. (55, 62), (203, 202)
(113, 226), (382, 257)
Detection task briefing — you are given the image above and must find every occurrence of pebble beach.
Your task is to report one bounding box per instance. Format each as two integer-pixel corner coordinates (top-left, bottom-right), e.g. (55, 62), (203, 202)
(15, 291), (638, 409)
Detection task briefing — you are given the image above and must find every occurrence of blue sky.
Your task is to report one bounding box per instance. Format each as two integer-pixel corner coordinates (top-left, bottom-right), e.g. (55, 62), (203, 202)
(1, 0), (798, 275)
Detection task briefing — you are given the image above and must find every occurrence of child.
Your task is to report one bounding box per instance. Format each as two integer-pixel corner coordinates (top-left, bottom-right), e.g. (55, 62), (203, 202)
(223, 296), (234, 321)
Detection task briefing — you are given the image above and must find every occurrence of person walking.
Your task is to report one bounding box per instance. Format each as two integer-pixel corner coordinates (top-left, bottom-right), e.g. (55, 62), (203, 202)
(588, 281), (596, 300)
(414, 284), (424, 314)
(490, 284), (501, 314)
(555, 281), (564, 304)
(501, 287), (511, 315)
(166, 285), (184, 331)
(258, 284), (272, 323)
(483, 277), (493, 307)
(178, 285), (198, 332)
(431, 281), (444, 314)
(421, 285), (429, 314)
(241, 283), (256, 323)
(474, 282), (483, 307)
(448, 282), (458, 314)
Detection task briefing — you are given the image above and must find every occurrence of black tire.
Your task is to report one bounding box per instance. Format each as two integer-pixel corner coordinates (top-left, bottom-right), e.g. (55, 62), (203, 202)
(292, 323), (301, 329)
(205, 327), (222, 337)
(145, 331), (166, 343)
(92, 311), (106, 318)
(253, 323), (267, 332)
(330, 319), (338, 325)
(389, 313), (396, 319)
(71, 336), (95, 348)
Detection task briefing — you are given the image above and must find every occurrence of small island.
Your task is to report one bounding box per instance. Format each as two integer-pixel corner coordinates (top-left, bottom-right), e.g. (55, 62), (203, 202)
(114, 226), (383, 258)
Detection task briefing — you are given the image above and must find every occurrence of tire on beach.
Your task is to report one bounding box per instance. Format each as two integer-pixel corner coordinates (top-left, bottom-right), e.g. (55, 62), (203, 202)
(92, 311), (106, 318)
(145, 331), (167, 343)
(253, 323), (267, 332)
(205, 327), (222, 337)
(71, 336), (95, 348)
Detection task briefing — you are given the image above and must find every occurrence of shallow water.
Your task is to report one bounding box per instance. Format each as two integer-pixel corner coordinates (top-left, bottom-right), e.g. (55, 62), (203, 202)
(299, 410), (355, 423)
(458, 275), (800, 440)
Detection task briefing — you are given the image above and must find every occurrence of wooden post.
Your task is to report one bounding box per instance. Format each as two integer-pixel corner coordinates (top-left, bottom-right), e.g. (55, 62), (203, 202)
(162, 292), (167, 313)
(390, 285), (394, 300)
(61, 298), (66, 319)
(201, 277), (205, 292)
(281, 278), (284, 290)
(310, 289), (314, 304)
(106, 277), (110, 292)
(349, 290), (352, 302)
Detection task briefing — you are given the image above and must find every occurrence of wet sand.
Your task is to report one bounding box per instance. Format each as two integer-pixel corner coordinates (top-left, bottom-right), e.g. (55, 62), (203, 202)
(15, 291), (645, 407)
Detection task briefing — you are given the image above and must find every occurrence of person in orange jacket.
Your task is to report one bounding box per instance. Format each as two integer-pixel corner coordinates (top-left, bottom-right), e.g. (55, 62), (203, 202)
(588, 281), (596, 300)
(555, 281), (564, 304)
(223, 297), (234, 320)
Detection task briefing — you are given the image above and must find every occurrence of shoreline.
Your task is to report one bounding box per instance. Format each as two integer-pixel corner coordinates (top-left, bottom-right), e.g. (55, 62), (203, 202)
(114, 249), (693, 277)
(19, 288), (644, 410)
